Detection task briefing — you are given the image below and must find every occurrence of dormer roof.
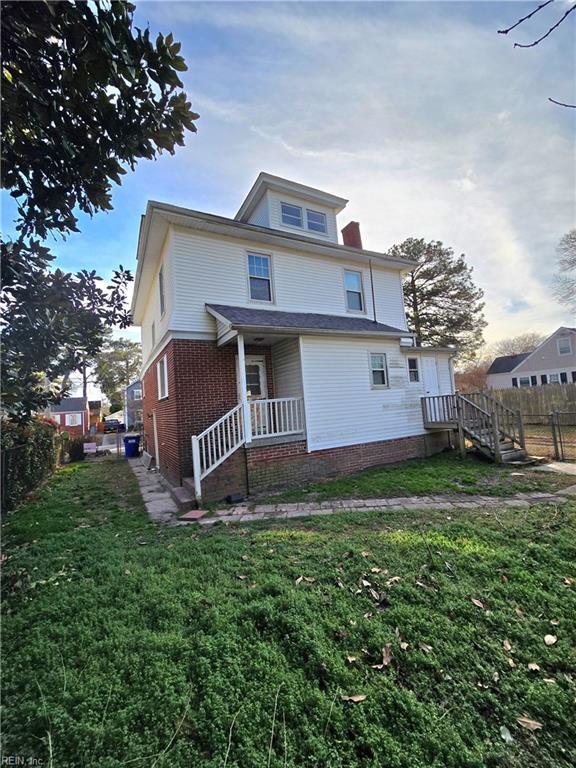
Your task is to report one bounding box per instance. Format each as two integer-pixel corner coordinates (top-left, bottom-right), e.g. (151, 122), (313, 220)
(235, 172), (348, 223)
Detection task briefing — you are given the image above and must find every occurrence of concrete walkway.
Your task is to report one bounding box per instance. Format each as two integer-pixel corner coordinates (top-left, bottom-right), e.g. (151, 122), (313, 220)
(191, 485), (576, 526)
(534, 462), (576, 476)
(128, 458), (179, 525)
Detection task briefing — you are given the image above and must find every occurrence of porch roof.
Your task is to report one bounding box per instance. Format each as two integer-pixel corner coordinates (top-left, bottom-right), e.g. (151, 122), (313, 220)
(206, 303), (409, 339)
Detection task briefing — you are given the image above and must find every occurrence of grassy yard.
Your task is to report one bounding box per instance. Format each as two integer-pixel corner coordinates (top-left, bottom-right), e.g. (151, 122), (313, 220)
(2, 459), (576, 767)
(258, 452), (574, 505)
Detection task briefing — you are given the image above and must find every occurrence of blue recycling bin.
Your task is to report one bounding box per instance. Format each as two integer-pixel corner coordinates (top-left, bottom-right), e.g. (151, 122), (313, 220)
(123, 435), (141, 458)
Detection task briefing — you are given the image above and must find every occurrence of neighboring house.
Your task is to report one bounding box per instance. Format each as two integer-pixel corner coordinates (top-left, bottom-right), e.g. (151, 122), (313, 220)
(131, 173), (456, 503)
(124, 381), (143, 428)
(47, 397), (89, 437)
(486, 328), (576, 390)
(88, 400), (102, 433)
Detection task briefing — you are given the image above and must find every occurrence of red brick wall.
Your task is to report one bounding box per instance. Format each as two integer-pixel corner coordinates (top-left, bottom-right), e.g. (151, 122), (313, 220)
(57, 412), (88, 438)
(142, 339), (274, 485)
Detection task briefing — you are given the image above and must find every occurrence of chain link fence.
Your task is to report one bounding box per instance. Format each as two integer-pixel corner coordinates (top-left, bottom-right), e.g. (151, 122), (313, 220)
(550, 411), (576, 462)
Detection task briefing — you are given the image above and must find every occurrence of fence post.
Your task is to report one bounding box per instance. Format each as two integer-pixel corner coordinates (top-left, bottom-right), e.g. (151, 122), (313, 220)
(191, 435), (202, 503)
(492, 411), (502, 463)
(455, 395), (466, 459)
(549, 411), (561, 461)
(516, 409), (525, 450)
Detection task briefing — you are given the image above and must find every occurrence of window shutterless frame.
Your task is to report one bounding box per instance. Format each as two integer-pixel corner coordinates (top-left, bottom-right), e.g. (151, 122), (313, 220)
(280, 202), (303, 228)
(246, 251), (274, 303)
(344, 269), (365, 313)
(407, 357), (420, 382)
(369, 352), (389, 388)
(558, 337), (572, 355)
(306, 209), (327, 234)
(157, 355), (168, 399)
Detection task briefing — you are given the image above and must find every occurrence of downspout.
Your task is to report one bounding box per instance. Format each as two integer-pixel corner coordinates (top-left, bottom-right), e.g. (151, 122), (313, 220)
(369, 259), (377, 323)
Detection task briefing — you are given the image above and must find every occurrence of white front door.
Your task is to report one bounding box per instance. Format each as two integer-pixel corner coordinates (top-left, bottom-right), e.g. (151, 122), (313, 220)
(242, 356), (268, 401)
(421, 356), (440, 396)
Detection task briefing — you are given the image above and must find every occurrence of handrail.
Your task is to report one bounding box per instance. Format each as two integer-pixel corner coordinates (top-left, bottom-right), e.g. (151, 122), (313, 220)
(250, 397), (304, 438)
(191, 403), (245, 501)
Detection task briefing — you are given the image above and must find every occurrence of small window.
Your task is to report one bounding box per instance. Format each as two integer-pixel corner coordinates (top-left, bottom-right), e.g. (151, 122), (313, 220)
(541, 374), (548, 385)
(408, 358), (420, 382)
(530, 375), (537, 386)
(519, 377), (530, 387)
(306, 209), (327, 234)
(133, 388), (142, 400)
(345, 270), (364, 312)
(157, 355), (168, 399)
(248, 253), (272, 302)
(572, 371), (576, 383)
(560, 372), (568, 384)
(370, 353), (388, 387)
(281, 202), (302, 228)
(151, 321), (156, 347)
(159, 266), (165, 316)
(558, 337), (572, 355)
(65, 413), (81, 427)
(549, 373), (560, 384)
(512, 377), (518, 387)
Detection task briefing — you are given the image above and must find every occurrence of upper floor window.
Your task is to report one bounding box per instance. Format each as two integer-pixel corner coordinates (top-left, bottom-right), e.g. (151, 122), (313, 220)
(281, 203), (302, 228)
(159, 266), (165, 316)
(407, 358), (420, 382)
(132, 388), (142, 400)
(306, 209), (327, 234)
(157, 355), (168, 399)
(344, 270), (364, 312)
(370, 353), (388, 388)
(248, 253), (273, 302)
(558, 336), (572, 355)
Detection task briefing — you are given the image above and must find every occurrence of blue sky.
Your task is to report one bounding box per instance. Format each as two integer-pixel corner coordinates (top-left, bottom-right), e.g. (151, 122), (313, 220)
(3, 1), (575, 362)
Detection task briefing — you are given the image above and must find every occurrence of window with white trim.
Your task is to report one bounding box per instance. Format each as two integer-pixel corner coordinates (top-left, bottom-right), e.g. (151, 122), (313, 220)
(132, 388), (142, 400)
(157, 355), (168, 399)
(558, 336), (572, 355)
(280, 202), (302, 228)
(549, 373), (560, 384)
(519, 376), (530, 387)
(248, 253), (273, 302)
(344, 270), (364, 312)
(370, 353), (388, 387)
(407, 358), (420, 382)
(159, 266), (165, 316)
(65, 413), (81, 426)
(306, 209), (327, 234)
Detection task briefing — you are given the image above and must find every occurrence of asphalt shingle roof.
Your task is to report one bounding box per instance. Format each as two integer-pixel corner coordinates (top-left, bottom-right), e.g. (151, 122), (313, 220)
(50, 397), (88, 413)
(207, 304), (407, 335)
(486, 352), (531, 375)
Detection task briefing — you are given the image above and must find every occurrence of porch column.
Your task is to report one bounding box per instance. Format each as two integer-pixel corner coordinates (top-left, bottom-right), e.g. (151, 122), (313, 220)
(237, 333), (253, 444)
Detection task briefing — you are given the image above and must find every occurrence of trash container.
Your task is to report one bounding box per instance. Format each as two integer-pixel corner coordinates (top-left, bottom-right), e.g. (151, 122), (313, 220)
(123, 435), (141, 458)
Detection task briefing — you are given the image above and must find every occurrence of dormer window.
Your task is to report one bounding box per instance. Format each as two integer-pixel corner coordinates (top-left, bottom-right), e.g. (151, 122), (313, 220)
(306, 209), (327, 234)
(281, 202), (302, 228)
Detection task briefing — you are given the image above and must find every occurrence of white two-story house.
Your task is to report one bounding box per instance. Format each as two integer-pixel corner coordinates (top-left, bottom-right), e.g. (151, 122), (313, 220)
(132, 173), (456, 504)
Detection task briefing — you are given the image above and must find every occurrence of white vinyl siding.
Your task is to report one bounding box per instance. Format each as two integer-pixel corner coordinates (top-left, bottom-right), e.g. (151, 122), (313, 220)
(140, 233), (174, 363)
(157, 355), (168, 399)
(268, 191), (339, 243)
(248, 194), (270, 227)
(169, 229), (408, 340)
(271, 338), (303, 398)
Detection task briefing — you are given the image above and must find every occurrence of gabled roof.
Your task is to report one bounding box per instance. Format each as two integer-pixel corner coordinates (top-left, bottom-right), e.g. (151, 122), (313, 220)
(235, 172), (348, 223)
(50, 397), (88, 413)
(487, 327), (576, 376)
(206, 303), (408, 337)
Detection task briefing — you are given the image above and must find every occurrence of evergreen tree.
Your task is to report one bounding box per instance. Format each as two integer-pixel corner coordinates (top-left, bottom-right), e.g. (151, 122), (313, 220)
(389, 238), (486, 360)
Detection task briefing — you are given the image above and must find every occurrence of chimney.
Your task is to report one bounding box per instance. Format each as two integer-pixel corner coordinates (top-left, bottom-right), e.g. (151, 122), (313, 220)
(341, 221), (363, 249)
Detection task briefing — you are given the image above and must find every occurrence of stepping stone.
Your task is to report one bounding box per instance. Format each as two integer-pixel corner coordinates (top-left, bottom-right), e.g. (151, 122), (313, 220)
(179, 509), (208, 521)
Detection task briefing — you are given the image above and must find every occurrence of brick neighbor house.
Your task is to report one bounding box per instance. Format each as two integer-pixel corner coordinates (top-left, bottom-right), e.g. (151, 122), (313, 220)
(131, 173), (456, 504)
(47, 397), (89, 437)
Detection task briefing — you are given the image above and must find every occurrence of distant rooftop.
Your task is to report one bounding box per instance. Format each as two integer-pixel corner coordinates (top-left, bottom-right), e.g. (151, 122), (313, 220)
(486, 352), (530, 375)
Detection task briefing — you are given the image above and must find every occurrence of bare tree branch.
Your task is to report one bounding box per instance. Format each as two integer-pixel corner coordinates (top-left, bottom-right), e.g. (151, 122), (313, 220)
(548, 97), (576, 108)
(515, 3), (576, 48)
(498, 0), (555, 36)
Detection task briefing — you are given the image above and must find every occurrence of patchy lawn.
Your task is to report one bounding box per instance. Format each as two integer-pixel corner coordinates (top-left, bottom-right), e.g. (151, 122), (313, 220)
(258, 452), (574, 505)
(2, 459), (576, 768)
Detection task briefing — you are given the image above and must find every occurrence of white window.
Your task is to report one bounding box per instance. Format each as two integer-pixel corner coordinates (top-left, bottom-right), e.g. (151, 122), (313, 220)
(370, 353), (388, 387)
(519, 377), (531, 387)
(65, 413), (81, 427)
(281, 202), (302, 228)
(159, 266), (165, 316)
(344, 270), (364, 312)
(157, 355), (168, 399)
(558, 336), (572, 355)
(151, 321), (156, 347)
(248, 253), (273, 302)
(132, 389), (142, 400)
(407, 358), (420, 382)
(306, 209), (327, 234)
(549, 373), (560, 384)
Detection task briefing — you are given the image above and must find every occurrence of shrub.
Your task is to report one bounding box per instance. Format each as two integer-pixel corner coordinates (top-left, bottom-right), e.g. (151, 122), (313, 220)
(67, 437), (86, 463)
(1, 420), (60, 512)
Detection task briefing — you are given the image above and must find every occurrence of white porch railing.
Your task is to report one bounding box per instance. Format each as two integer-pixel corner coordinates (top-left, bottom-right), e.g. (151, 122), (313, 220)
(191, 397), (304, 502)
(250, 397), (305, 438)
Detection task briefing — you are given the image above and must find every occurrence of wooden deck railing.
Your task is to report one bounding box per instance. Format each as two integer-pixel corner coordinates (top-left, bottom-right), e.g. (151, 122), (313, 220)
(421, 394), (457, 425)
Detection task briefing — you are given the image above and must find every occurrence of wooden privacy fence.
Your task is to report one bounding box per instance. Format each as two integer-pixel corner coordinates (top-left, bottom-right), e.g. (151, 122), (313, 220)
(491, 383), (576, 420)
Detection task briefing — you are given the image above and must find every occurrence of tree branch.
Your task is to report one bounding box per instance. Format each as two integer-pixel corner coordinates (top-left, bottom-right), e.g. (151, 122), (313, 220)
(498, 0), (555, 35)
(549, 96), (576, 108)
(515, 3), (576, 47)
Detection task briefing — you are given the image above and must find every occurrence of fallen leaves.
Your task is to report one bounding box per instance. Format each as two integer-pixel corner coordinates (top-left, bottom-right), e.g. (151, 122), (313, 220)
(341, 694), (367, 703)
(471, 598), (486, 610)
(517, 716), (543, 732)
(544, 634), (557, 646)
(527, 663), (540, 671)
(371, 644), (392, 670)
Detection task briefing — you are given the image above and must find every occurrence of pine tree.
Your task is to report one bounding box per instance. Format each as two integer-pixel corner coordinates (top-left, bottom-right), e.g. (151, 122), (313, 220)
(389, 238), (487, 360)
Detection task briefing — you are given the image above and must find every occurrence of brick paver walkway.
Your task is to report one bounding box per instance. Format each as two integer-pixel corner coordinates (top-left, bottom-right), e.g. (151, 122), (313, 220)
(190, 485), (576, 526)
